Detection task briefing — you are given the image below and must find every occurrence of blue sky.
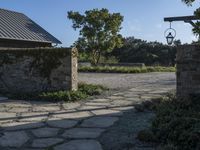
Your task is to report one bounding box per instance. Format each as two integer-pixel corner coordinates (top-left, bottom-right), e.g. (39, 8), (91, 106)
(1, 0), (199, 46)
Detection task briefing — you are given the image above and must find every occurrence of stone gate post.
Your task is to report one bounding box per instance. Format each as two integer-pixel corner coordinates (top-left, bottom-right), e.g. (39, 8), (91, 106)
(177, 45), (200, 98)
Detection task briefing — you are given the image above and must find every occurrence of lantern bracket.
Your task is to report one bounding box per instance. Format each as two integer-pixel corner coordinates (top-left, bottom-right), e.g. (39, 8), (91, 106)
(164, 21), (176, 45)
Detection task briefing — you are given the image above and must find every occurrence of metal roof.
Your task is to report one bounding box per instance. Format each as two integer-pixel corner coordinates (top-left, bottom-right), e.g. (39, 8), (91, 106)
(0, 8), (62, 44)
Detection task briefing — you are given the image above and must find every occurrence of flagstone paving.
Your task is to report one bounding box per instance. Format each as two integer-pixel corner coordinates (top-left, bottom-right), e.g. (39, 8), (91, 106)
(0, 73), (175, 150)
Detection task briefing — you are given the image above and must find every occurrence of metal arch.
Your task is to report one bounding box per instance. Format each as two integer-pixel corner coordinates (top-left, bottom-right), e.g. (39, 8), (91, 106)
(164, 22), (176, 38)
(164, 28), (176, 37)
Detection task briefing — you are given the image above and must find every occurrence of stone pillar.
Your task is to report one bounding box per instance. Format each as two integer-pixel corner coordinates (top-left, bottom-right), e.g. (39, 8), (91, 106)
(176, 45), (200, 98)
(70, 47), (78, 91)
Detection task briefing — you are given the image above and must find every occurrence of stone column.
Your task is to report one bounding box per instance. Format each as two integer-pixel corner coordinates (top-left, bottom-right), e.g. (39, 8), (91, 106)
(70, 47), (78, 91)
(176, 45), (200, 98)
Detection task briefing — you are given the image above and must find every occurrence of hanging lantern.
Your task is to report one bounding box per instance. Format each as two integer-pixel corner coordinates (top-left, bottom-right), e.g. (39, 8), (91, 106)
(164, 22), (176, 45)
(166, 32), (174, 45)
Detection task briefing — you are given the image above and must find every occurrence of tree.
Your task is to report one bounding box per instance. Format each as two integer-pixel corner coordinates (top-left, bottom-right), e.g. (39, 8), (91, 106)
(68, 8), (124, 65)
(173, 39), (182, 46)
(112, 37), (177, 66)
(182, 0), (200, 39)
(182, 0), (195, 5)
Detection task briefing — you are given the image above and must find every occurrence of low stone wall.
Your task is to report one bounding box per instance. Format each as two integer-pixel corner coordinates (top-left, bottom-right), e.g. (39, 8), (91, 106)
(176, 45), (200, 98)
(0, 47), (78, 94)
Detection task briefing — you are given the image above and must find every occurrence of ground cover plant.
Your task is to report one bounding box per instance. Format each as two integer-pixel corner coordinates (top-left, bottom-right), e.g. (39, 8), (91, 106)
(79, 66), (176, 73)
(137, 93), (200, 150)
(5, 83), (108, 102)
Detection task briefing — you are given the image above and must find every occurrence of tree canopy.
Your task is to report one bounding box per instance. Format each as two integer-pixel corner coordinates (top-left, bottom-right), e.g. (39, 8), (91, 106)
(111, 37), (178, 66)
(182, 0), (196, 5)
(68, 8), (124, 65)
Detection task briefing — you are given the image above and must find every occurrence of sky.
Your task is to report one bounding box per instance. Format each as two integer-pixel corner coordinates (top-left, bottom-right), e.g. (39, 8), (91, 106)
(1, 0), (199, 47)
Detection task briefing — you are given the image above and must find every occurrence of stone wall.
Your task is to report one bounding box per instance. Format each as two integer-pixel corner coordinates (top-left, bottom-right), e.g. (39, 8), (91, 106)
(176, 45), (200, 98)
(0, 47), (78, 94)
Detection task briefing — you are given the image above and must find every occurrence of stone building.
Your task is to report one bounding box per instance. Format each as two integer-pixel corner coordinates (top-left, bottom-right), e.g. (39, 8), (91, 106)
(0, 8), (61, 48)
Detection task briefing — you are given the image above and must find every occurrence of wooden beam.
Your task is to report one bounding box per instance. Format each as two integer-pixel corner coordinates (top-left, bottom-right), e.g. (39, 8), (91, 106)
(164, 15), (200, 22)
(185, 20), (197, 28)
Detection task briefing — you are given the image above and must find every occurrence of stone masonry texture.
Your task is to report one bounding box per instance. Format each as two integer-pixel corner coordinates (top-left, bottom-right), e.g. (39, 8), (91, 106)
(0, 47), (78, 93)
(177, 45), (200, 98)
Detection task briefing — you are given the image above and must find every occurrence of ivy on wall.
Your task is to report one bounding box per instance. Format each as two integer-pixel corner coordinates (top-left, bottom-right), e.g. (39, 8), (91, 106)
(0, 48), (77, 82)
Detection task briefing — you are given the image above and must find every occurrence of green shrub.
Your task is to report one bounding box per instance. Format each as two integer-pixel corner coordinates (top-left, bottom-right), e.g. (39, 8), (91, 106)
(157, 144), (178, 150)
(142, 94), (200, 150)
(78, 52), (119, 64)
(98, 56), (119, 64)
(7, 83), (108, 102)
(78, 52), (92, 62)
(39, 90), (88, 102)
(78, 83), (108, 95)
(79, 66), (176, 73)
(137, 129), (156, 142)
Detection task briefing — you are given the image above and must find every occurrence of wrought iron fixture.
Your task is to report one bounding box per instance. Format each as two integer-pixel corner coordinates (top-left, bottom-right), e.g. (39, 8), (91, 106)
(164, 15), (200, 45)
(164, 22), (176, 45)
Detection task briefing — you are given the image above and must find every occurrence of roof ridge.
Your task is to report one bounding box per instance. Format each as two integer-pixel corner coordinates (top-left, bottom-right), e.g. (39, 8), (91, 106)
(0, 8), (24, 15)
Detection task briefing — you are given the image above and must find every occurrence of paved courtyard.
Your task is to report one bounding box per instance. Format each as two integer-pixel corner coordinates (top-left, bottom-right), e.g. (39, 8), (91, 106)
(0, 73), (175, 150)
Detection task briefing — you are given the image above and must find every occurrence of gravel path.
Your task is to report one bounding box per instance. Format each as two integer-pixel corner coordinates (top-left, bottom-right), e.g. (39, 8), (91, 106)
(79, 72), (176, 90)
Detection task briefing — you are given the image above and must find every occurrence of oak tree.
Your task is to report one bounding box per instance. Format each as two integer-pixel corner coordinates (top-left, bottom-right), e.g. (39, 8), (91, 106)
(68, 8), (123, 65)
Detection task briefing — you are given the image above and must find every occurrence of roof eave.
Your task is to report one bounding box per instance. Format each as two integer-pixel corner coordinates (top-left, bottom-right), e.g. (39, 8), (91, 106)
(0, 37), (62, 44)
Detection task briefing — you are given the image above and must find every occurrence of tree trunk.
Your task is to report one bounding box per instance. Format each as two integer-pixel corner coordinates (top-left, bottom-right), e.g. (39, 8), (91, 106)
(91, 50), (101, 65)
(96, 50), (101, 64)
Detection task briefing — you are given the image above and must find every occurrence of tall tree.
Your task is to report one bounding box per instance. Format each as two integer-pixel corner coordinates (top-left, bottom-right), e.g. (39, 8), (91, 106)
(68, 8), (124, 65)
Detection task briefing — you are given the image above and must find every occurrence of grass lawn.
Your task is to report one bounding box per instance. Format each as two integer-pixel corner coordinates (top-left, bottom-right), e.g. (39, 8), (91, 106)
(79, 66), (176, 73)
